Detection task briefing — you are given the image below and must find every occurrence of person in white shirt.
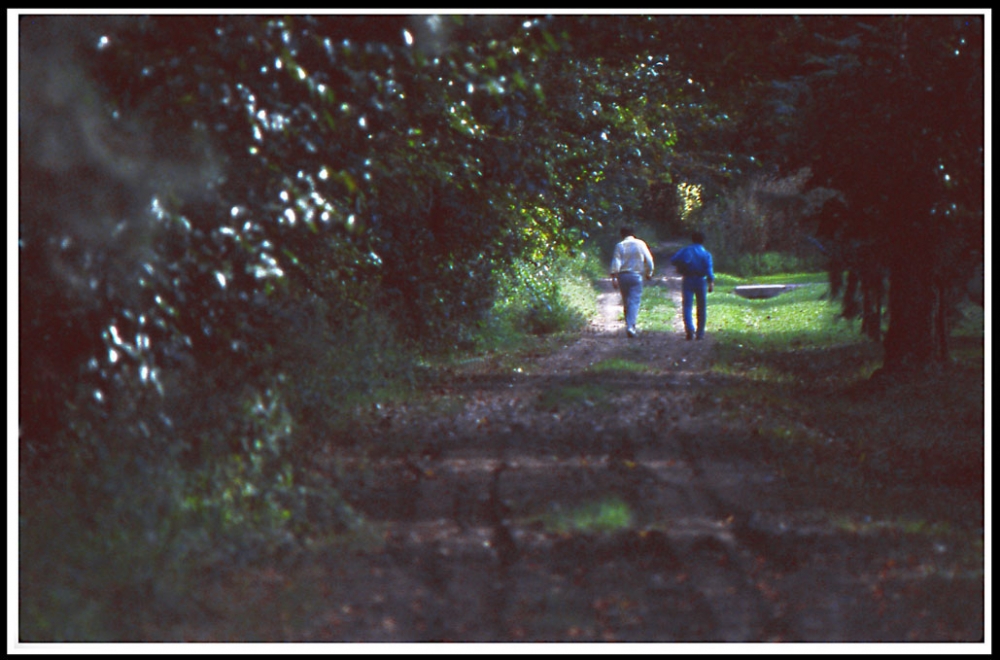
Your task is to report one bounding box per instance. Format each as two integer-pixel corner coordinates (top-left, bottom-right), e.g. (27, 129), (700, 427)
(609, 226), (655, 338)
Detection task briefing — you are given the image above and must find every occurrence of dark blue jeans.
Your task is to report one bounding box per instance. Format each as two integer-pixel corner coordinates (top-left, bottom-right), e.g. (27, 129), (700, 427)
(682, 275), (708, 337)
(618, 272), (643, 329)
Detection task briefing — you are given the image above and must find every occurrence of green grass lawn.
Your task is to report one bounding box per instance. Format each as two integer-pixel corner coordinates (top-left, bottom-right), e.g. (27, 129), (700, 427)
(631, 281), (679, 333)
(709, 272), (865, 368)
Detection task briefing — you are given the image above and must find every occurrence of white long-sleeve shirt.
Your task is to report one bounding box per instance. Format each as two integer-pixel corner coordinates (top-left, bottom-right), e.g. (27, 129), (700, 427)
(610, 236), (655, 278)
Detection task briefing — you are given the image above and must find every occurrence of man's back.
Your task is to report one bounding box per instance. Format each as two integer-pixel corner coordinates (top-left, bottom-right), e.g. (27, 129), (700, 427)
(671, 243), (714, 280)
(612, 236), (655, 277)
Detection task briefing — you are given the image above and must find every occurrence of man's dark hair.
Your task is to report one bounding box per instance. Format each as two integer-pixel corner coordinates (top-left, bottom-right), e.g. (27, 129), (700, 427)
(692, 231), (705, 244)
(620, 226), (636, 239)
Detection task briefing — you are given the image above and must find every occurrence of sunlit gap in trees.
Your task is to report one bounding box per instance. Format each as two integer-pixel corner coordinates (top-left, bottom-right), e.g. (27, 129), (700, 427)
(677, 182), (702, 220)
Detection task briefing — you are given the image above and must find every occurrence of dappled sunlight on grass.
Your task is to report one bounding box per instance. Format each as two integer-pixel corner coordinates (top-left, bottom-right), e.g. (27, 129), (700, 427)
(701, 268), (984, 508)
(709, 284), (874, 388)
(631, 279), (678, 334)
(710, 280), (857, 356)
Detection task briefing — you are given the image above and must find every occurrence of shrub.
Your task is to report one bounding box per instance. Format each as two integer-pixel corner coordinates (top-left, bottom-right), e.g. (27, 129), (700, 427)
(685, 168), (837, 270)
(731, 251), (825, 278)
(18, 295), (415, 640)
(483, 252), (593, 343)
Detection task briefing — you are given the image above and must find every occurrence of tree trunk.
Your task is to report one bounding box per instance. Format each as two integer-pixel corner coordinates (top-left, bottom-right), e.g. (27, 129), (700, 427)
(842, 269), (860, 320)
(861, 267), (885, 342)
(933, 278), (950, 362)
(827, 263), (844, 301)
(882, 240), (938, 372)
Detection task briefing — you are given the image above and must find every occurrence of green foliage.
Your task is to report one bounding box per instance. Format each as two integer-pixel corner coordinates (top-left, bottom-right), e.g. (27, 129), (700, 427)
(540, 497), (634, 534)
(18, 16), (596, 638)
(685, 167), (834, 271)
(272, 298), (419, 433)
(718, 271), (830, 286)
(484, 252), (594, 344)
(728, 252), (825, 278)
(19, 365), (367, 640)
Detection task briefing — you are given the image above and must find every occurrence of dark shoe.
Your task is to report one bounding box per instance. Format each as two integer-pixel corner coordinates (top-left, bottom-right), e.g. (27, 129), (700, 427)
(696, 333), (704, 341)
(685, 331), (693, 341)
(627, 326), (637, 338)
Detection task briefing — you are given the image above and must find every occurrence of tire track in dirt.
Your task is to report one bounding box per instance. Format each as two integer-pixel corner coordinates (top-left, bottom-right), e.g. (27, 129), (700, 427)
(330, 260), (796, 641)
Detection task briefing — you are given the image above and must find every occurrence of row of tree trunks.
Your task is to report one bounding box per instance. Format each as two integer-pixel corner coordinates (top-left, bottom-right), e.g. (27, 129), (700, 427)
(830, 219), (959, 373)
(883, 227), (943, 372)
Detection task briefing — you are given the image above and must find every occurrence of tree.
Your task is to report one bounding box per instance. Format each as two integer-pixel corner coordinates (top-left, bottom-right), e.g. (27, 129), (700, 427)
(787, 15), (984, 370)
(651, 14), (985, 370)
(20, 13), (719, 518)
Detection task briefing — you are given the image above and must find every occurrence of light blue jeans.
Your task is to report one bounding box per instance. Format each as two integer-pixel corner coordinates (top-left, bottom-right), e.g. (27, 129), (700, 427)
(618, 272), (643, 329)
(682, 275), (708, 338)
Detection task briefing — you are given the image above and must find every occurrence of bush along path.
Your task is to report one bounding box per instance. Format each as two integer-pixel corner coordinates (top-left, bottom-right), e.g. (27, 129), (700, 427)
(151, 271), (984, 643)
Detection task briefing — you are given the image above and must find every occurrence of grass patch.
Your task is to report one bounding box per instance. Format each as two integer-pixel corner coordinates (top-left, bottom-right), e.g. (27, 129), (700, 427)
(586, 358), (654, 374)
(716, 271), (830, 286)
(536, 383), (611, 411)
(630, 281), (676, 333)
(709, 273), (859, 356)
(538, 497), (634, 534)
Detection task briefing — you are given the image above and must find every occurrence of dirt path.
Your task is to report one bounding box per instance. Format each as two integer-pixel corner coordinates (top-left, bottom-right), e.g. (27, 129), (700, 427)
(163, 254), (983, 643)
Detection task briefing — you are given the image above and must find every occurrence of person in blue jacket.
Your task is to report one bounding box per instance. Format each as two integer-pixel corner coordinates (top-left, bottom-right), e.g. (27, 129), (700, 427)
(670, 231), (715, 340)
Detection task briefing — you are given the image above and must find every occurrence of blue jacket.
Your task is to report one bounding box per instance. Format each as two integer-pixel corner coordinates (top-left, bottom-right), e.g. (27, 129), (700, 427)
(671, 244), (715, 281)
